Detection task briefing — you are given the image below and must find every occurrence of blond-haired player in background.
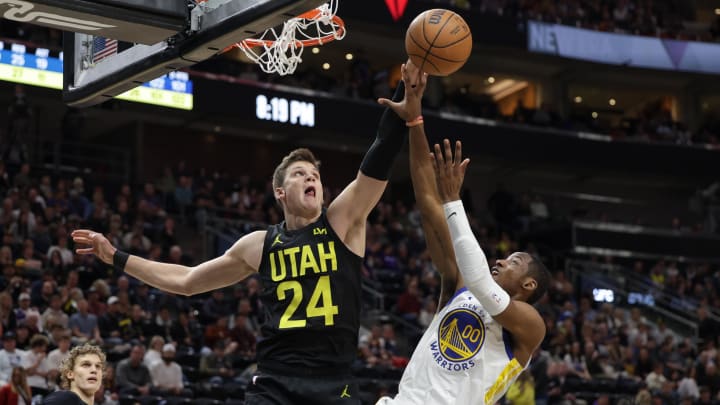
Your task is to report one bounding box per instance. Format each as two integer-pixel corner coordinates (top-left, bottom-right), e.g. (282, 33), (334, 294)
(43, 344), (105, 405)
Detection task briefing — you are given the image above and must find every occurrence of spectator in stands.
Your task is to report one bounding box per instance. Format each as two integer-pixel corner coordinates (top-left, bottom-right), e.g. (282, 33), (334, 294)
(417, 298), (437, 329)
(358, 324), (391, 368)
(0, 332), (25, 386)
(697, 362), (720, 398)
(697, 306), (719, 345)
(85, 287), (106, 318)
(115, 344), (153, 402)
(150, 306), (172, 342)
(0, 293), (16, 333)
(122, 222), (151, 255)
(199, 341), (235, 383)
(170, 311), (200, 352)
(13, 325), (30, 352)
(395, 277), (422, 323)
(32, 279), (54, 314)
(156, 217), (178, 255)
(99, 296), (131, 344)
(149, 343), (190, 398)
(204, 316), (235, 354)
(131, 283), (153, 313)
(201, 290), (232, 325)
(232, 297), (260, 334)
(563, 341), (591, 380)
(646, 362), (667, 392)
(546, 361), (580, 405)
(22, 334), (50, 396)
(99, 363), (118, 404)
(41, 294), (69, 331)
(46, 333), (71, 388)
(696, 386), (713, 405)
(12, 164), (31, 192)
(166, 245), (188, 266)
(230, 313), (256, 360)
(676, 368), (699, 401)
(173, 176), (193, 223)
(0, 367), (32, 405)
(69, 299), (102, 345)
(143, 336), (164, 368)
(47, 228), (73, 268)
(127, 305), (152, 344)
(243, 277), (263, 323)
(112, 276), (131, 301)
(12, 293), (34, 329)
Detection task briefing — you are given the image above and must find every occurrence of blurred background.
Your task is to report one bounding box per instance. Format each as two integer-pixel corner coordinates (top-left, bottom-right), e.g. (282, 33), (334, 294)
(0, 0), (720, 404)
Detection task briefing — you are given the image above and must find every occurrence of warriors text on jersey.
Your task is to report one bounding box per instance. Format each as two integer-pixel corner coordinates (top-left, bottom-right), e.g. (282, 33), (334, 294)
(256, 211), (362, 374)
(378, 288), (527, 405)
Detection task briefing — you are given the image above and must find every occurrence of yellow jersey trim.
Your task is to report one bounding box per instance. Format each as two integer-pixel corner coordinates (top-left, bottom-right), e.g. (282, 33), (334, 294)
(484, 358), (523, 404)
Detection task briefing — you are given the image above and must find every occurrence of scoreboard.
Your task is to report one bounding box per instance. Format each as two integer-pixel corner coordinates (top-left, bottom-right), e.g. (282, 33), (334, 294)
(0, 41), (193, 110)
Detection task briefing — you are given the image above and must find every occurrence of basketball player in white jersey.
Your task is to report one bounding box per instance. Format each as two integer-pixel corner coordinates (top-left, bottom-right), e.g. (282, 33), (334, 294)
(377, 62), (551, 405)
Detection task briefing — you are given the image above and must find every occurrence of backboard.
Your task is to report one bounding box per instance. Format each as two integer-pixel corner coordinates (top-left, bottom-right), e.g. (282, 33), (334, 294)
(60, 0), (326, 108)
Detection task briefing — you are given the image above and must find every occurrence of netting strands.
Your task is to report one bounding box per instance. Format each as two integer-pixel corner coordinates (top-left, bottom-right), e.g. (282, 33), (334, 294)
(213, 0), (345, 75)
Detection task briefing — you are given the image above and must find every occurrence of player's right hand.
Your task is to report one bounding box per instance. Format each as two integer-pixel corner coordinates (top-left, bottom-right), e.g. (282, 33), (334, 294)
(71, 229), (118, 265)
(378, 59), (428, 121)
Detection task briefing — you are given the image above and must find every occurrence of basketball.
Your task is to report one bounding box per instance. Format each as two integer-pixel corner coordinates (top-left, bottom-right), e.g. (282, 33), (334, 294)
(405, 9), (472, 76)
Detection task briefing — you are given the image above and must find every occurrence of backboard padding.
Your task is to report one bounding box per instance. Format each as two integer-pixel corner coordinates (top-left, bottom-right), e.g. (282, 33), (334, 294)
(63, 0), (327, 107)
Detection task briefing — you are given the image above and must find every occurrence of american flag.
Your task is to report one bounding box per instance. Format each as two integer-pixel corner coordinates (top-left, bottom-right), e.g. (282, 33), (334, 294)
(92, 36), (118, 63)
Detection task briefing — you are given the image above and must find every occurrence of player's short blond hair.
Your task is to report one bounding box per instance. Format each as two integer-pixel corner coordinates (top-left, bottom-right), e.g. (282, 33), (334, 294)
(59, 344), (106, 389)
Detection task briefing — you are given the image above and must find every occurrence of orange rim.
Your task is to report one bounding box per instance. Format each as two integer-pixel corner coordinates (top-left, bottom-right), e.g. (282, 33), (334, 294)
(222, 14), (345, 53)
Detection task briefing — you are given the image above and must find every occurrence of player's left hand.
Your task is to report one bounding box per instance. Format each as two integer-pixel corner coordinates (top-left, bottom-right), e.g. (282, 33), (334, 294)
(378, 59), (428, 121)
(433, 139), (469, 202)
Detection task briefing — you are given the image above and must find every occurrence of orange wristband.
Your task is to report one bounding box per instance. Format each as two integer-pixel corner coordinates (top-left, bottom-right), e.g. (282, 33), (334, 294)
(406, 116), (424, 127)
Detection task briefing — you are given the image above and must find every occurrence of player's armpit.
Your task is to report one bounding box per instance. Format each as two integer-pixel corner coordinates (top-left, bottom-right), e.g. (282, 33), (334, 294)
(492, 300), (546, 366)
(327, 174), (387, 255)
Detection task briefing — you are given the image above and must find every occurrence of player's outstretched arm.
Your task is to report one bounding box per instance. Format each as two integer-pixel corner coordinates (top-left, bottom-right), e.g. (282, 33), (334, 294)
(72, 229), (263, 296)
(380, 61), (461, 306)
(328, 60), (416, 254)
(410, 125), (461, 308)
(433, 140), (545, 365)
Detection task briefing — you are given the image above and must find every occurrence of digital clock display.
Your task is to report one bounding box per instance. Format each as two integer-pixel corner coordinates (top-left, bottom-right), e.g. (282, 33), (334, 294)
(256, 94), (315, 127)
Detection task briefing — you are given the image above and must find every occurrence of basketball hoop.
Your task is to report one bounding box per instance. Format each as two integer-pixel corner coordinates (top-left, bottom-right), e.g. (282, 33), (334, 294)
(222, 0), (345, 75)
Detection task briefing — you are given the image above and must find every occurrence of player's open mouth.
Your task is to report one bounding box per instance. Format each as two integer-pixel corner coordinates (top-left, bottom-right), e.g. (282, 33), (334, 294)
(305, 186), (316, 197)
(87, 377), (98, 383)
(491, 267), (499, 276)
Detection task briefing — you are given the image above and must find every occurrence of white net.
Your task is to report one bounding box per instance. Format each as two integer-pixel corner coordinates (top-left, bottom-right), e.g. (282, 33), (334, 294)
(236, 0), (345, 75)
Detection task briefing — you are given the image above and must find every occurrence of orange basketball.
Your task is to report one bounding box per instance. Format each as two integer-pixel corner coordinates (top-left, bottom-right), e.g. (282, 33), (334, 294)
(405, 9), (472, 76)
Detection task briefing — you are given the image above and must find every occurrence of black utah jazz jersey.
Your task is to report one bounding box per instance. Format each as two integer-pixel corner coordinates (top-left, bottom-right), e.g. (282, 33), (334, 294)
(256, 210), (362, 374)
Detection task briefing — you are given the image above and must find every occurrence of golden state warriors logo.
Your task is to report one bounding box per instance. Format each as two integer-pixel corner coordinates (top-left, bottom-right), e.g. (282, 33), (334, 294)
(429, 308), (485, 371)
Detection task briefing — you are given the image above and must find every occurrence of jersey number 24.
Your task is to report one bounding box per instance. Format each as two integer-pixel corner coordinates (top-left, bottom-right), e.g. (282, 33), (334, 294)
(277, 275), (338, 328)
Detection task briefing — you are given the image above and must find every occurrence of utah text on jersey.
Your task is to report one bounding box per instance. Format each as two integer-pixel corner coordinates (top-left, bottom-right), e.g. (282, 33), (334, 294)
(268, 241), (337, 281)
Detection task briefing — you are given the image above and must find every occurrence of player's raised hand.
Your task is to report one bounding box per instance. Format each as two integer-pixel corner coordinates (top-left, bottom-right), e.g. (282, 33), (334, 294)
(433, 139), (469, 203)
(378, 59), (428, 122)
(71, 229), (118, 265)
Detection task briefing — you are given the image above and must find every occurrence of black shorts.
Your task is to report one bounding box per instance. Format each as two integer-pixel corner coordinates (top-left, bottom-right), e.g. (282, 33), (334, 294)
(244, 370), (360, 405)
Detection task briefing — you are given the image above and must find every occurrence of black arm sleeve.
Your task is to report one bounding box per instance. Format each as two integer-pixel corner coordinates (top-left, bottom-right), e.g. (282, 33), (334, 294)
(359, 81), (407, 180)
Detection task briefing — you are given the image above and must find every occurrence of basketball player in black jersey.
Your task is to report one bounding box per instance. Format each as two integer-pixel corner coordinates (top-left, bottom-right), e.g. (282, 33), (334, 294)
(72, 60), (422, 405)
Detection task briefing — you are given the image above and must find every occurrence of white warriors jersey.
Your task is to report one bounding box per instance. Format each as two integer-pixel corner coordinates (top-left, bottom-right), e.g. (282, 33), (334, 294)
(377, 288), (527, 405)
